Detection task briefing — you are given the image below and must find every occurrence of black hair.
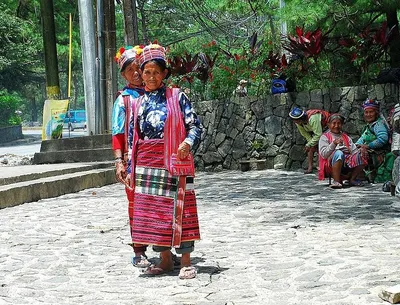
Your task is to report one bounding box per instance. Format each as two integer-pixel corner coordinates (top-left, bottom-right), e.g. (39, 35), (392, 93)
(121, 58), (135, 73)
(141, 59), (171, 79)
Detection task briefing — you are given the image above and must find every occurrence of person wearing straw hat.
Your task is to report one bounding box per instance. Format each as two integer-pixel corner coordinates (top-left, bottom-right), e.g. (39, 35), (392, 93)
(124, 42), (203, 279)
(233, 79), (248, 97)
(111, 45), (152, 268)
(289, 107), (330, 174)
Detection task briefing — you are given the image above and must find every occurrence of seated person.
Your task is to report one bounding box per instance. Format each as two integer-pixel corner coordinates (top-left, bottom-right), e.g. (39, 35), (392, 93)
(355, 98), (392, 183)
(318, 113), (368, 189)
(289, 107), (330, 174)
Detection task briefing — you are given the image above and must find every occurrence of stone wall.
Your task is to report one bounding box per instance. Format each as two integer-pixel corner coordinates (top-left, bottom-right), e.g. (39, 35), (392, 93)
(193, 84), (400, 171)
(0, 125), (23, 144)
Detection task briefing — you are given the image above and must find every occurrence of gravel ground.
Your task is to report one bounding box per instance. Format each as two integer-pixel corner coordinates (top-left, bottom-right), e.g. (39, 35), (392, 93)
(0, 153), (33, 167)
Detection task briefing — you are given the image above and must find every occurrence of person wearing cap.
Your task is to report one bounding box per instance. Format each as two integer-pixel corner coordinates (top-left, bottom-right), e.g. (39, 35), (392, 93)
(111, 45), (151, 268)
(289, 107), (330, 174)
(233, 79), (248, 97)
(355, 98), (392, 183)
(124, 43), (203, 279)
(318, 114), (367, 189)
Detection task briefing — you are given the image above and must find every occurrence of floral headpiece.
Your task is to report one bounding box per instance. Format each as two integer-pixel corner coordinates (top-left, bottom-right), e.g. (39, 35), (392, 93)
(115, 45), (144, 72)
(362, 98), (380, 112)
(139, 43), (167, 68)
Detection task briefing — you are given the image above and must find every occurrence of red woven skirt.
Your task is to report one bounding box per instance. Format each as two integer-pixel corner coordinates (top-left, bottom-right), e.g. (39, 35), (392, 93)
(127, 139), (200, 247)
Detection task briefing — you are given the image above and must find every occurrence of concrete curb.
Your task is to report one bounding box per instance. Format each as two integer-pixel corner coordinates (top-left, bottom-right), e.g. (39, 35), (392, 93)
(0, 167), (116, 209)
(0, 162), (113, 186)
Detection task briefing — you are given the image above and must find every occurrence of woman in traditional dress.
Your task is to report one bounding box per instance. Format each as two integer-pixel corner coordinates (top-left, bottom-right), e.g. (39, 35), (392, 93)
(318, 114), (367, 189)
(125, 43), (203, 279)
(111, 45), (151, 268)
(355, 98), (392, 183)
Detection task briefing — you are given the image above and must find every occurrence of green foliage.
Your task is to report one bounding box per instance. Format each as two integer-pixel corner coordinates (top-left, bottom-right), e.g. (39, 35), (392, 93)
(0, 0), (399, 124)
(0, 90), (22, 127)
(0, 2), (42, 91)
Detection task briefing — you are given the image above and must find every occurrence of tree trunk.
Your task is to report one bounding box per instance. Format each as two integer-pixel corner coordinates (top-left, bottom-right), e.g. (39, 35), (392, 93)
(39, 0), (60, 99)
(104, 0), (117, 131)
(73, 72), (79, 109)
(386, 8), (400, 68)
(31, 96), (37, 122)
(131, 0), (139, 44)
(122, 0), (134, 44)
(137, 1), (148, 43)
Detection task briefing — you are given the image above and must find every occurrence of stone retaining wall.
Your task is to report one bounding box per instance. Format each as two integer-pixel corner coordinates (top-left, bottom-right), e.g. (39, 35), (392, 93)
(0, 125), (23, 144)
(194, 84), (400, 171)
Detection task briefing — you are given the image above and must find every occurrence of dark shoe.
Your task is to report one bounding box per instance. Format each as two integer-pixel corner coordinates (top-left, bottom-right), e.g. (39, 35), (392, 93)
(131, 255), (151, 268)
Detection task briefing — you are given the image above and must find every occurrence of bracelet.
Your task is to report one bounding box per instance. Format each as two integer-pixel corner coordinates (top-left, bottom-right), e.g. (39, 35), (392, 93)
(115, 157), (123, 164)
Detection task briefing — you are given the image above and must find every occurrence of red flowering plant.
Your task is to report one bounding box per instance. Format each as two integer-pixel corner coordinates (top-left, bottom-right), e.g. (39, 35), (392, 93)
(210, 32), (266, 97)
(262, 51), (288, 77)
(167, 52), (198, 84)
(193, 52), (218, 83)
(338, 21), (396, 75)
(284, 27), (326, 59)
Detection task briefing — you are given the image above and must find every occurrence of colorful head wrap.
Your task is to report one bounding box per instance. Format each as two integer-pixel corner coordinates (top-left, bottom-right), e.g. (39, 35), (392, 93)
(328, 113), (345, 123)
(362, 98), (380, 112)
(139, 43), (166, 69)
(289, 107), (306, 120)
(115, 45), (143, 72)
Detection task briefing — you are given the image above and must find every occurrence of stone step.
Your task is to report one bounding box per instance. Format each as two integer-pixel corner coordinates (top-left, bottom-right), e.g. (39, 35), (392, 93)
(0, 167), (117, 209)
(33, 148), (114, 164)
(0, 162), (113, 186)
(39, 134), (111, 152)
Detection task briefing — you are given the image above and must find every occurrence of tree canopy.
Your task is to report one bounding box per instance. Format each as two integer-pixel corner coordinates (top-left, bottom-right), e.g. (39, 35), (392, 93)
(0, 0), (399, 125)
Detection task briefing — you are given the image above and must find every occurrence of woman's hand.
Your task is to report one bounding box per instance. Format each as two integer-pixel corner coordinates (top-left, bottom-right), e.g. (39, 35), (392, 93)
(333, 137), (343, 145)
(115, 162), (127, 184)
(177, 142), (191, 160)
(124, 173), (133, 190)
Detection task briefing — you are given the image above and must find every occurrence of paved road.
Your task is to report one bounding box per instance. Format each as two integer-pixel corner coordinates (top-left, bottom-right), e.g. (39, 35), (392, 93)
(1, 170), (399, 305)
(0, 129), (88, 157)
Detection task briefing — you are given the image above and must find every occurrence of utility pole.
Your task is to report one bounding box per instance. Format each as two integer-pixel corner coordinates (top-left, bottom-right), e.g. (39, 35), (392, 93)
(77, 0), (96, 135)
(104, 0), (117, 131)
(97, 0), (106, 133)
(39, 0), (60, 99)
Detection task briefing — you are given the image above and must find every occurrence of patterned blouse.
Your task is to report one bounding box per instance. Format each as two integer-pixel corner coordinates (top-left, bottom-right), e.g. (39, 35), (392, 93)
(128, 85), (203, 150)
(355, 117), (389, 149)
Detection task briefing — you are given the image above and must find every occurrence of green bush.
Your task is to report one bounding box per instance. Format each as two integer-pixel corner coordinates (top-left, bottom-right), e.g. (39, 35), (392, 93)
(0, 90), (22, 127)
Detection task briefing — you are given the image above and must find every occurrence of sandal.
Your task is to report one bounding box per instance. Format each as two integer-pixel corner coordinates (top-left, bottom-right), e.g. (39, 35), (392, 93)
(178, 266), (197, 280)
(131, 255), (151, 268)
(330, 181), (342, 189)
(143, 264), (173, 276)
(304, 169), (313, 174)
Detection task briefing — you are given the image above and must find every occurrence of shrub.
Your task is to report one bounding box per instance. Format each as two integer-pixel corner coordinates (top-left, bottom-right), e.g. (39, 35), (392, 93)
(0, 90), (22, 127)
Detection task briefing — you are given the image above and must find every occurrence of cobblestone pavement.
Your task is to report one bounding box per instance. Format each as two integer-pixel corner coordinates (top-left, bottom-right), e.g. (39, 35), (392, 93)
(1, 169), (400, 305)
